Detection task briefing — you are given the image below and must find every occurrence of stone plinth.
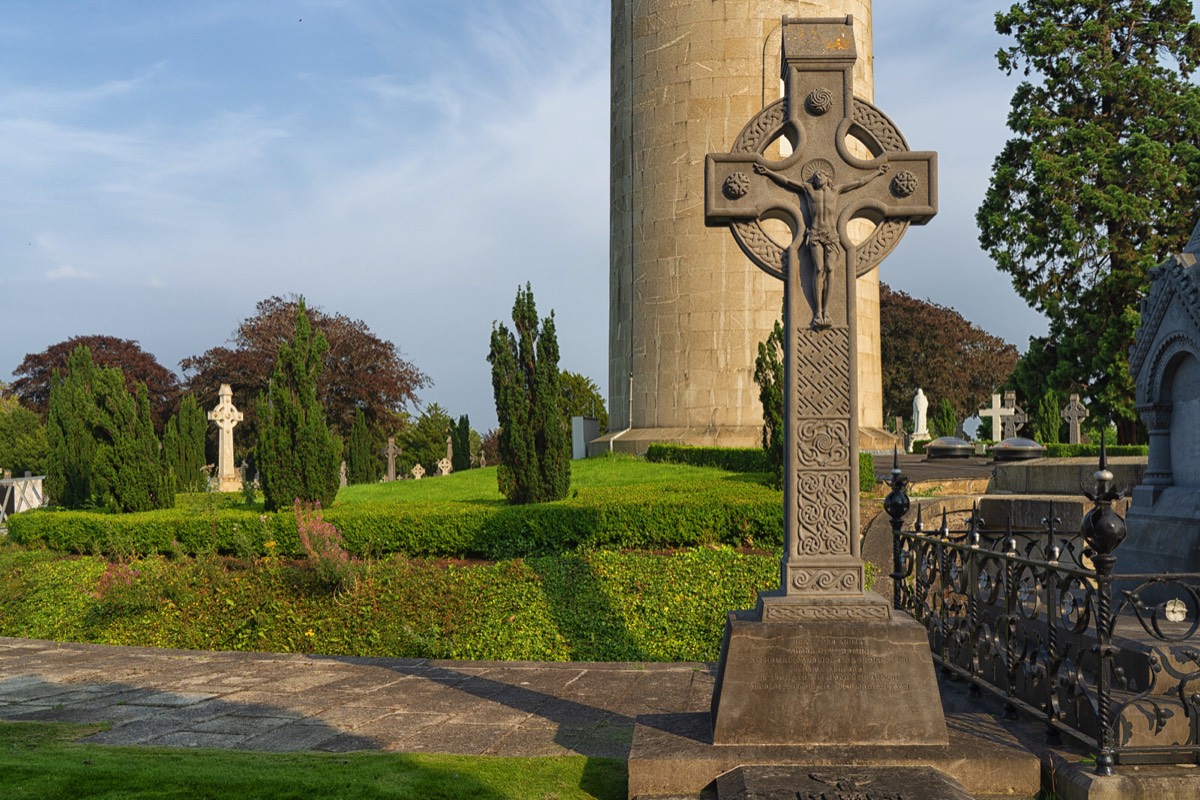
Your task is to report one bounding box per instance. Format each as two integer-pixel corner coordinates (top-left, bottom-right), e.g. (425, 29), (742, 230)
(711, 603), (947, 747)
(716, 765), (973, 800)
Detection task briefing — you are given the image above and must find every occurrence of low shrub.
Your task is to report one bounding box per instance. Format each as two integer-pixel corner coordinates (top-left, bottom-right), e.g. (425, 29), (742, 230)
(645, 444), (770, 473)
(9, 482), (783, 559)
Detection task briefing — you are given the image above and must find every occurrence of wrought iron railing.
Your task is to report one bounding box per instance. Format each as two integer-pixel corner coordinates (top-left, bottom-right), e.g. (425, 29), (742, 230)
(887, 444), (1200, 775)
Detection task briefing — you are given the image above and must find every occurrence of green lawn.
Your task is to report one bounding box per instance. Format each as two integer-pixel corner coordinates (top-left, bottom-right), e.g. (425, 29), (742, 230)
(0, 721), (625, 799)
(335, 452), (762, 505)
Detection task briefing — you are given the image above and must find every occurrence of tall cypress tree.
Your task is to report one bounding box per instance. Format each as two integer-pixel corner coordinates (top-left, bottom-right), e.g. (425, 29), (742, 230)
(164, 394), (208, 492)
(451, 414), (472, 472)
(256, 299), (342, 511)
(488, 284), (570, 504)
(346, 407), (376, 485)
(46, 346), (100, 508)
(753, 315), (785, 488)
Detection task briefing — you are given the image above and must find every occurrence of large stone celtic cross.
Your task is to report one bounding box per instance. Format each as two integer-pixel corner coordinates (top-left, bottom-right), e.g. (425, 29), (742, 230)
(705, 16), (936, 617)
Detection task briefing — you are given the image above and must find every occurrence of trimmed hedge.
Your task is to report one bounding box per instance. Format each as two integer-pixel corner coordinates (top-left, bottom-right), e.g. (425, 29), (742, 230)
(645, 444), (769, 473)
(8, 482), (784, 559)
(1042, 443), (1148, 458)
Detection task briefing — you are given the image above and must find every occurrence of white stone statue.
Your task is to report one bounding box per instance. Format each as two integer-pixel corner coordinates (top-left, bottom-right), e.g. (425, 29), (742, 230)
(912, 388), (929, 439)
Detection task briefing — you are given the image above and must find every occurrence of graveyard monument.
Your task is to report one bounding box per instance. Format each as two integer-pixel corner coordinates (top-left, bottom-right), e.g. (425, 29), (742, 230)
(1061, 393), (1089, 445)
(207, 384), (243, 493)
(703, 16), (945, 745)
(384, 437), (399, 482)
(1125, 216), (1200, 573)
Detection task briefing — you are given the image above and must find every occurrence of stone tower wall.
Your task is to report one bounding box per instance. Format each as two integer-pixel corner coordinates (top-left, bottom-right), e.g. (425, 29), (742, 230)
(608, 0), (882, 451)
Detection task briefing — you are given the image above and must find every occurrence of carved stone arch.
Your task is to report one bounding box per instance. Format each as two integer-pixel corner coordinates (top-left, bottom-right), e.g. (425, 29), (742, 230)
(1145, 331), (1200, 406)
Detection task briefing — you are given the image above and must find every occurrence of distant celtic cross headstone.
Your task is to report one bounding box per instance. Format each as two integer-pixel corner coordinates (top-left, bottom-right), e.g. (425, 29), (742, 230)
(446, 435), (453, 463)
(1062, 394), (1089, 444)
(384, 438), (399, 482)
(1003, 390), (1026, 439)
(704, 17), (946, 747)
(411, 463), (425, 480)
(207, 384), (243, 493)
(978, 393), (1013, 442)
(436, 457), (452, 477)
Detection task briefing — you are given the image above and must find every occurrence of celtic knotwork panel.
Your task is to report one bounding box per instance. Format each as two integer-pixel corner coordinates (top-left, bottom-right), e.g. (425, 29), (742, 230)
(790, 567), (861, 594)
(795, 328), (851, 417)
(762, 604), (889, 621)
(797, 471), (850, 554)
(797, 420), (849, 467)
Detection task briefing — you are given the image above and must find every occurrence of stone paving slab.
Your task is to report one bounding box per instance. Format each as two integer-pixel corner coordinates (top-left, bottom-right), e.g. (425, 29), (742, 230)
(0, 637), (707, 757)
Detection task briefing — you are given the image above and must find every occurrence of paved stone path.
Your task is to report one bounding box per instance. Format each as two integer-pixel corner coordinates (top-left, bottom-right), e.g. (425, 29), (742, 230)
(0, 637), (711, 757)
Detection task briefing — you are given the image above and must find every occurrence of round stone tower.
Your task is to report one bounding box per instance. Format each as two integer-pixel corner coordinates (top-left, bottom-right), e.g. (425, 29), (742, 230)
(604, 0), (891, 452)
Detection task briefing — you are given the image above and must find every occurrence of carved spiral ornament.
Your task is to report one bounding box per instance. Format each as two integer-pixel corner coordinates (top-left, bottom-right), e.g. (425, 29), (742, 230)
(805, 87), (834, 115)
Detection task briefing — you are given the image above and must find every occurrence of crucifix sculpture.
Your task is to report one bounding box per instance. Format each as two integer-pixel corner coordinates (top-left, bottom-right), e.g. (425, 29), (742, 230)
(706, 16), (935, 615)
(705, 17), (946, 747)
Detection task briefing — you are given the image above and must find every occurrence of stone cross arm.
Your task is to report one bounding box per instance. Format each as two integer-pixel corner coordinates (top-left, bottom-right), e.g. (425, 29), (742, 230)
(705, 150), (937, 232)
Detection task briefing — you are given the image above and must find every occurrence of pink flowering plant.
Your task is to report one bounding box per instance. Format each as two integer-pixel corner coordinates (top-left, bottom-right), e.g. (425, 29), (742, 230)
(293, 499), (357, 591)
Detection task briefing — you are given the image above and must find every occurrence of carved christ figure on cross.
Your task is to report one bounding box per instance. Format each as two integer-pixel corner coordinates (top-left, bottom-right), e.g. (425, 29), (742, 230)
(753, 161), (889, 327)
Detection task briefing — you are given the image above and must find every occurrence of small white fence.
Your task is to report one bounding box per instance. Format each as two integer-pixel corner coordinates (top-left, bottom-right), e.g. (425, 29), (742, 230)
(1, 474), (47, 524)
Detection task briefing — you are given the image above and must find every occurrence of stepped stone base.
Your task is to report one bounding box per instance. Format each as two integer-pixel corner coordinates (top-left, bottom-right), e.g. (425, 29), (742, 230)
(710, 595), (947, 747)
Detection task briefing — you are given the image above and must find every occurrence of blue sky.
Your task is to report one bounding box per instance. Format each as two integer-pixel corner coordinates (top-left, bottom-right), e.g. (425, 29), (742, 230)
(0, 2), (1105, 430)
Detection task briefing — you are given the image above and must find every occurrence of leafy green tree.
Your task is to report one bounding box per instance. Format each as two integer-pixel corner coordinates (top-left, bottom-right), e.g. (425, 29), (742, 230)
(451, 414), (472, 472)
(45, 346), (173, 512)
(346, 407), (377, 485)
(256, 300), (341, 511)
(977, 1), (1200, 443)
(0, 390), (47, 476)
(753, 316), (785, 488)
(879, 284), (1017, 425)
(163, 394), (208, 493)
(559, 371), (608, 434)
(488, 284), (570, 504)
(929, 398), (958, 439)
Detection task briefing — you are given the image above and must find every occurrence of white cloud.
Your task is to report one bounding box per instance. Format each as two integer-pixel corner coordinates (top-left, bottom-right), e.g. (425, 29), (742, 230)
(44, 264), (92, 281)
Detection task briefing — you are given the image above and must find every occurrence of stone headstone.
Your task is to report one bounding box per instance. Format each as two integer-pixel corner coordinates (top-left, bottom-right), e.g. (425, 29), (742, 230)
(1126, 218), (1200, 572)
(479, 452), (487, 469)
(1002, 390), (1026, 439)
(207, 384), (243, 493)
(339, 460), (348, 488)
(384, 438), (398, 482)
(977, 393), (1014, 442)
(704, 16), (945, 747)
(911, 388), (929, 438)
(445, 435), (453, 463)
(435, 457), (452, 477)
(1061, 393), (1089, 445)
(411, 463), (425, 480)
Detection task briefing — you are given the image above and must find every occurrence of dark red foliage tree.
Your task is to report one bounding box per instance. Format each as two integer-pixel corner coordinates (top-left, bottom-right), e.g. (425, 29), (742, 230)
(180, 296), (430, 456)
(880, 283), (1019, 426)
(11, 335), (180, 432)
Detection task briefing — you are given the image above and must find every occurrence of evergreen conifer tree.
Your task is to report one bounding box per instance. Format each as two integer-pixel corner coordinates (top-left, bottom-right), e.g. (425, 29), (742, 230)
(930, 398), (958, 439)
(488, 284), (570, 504)
(256, 299), (342, 511)
(1034, 389), (1062, 445)
(346, 407), (377, 485)
(46, 346), (173, 511)
(451, 414), (472, 472)
(164, 394), (208, 492)
(753, 316), (785, 488)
